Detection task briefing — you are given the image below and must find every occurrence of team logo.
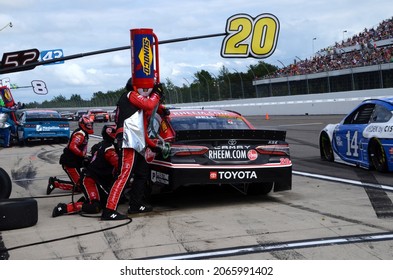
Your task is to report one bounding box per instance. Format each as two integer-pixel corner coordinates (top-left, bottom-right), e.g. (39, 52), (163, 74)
(209, 170), (257, 180)
(210, 171), (218, 180)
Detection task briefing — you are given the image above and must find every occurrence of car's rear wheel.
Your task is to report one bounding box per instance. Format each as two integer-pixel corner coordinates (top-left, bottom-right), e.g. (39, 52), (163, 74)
(369, 139), (388, 172)
(320, 132), (334, 161)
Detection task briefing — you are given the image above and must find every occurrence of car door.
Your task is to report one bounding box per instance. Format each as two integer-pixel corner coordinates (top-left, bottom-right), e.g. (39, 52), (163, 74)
(333, 103), (375, 165)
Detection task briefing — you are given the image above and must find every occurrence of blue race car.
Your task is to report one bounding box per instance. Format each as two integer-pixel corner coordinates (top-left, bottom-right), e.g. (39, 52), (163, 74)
(17, 109), (70, 145)
(319, 97), (393, 172)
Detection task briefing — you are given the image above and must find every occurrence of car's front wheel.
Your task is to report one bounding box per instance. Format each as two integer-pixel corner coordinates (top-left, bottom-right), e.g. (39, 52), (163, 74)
(369, 139), (388, 172)
(320, 132), (334, 161)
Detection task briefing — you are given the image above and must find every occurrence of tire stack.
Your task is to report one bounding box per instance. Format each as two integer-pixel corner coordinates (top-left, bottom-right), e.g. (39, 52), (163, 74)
(0, 167), (38, 231)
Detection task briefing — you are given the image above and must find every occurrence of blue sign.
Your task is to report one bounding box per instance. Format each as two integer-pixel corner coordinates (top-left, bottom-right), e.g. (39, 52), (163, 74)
(40, 49), (64, 65)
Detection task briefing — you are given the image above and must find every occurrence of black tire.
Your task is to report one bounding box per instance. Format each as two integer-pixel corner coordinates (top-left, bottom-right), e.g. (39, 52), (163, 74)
(0, 167), (12, 199)
(247, 182), (273, 195)
(320, 132), (334, 161)
(0, 198), (38, 230)
(369, 139), (388, 172)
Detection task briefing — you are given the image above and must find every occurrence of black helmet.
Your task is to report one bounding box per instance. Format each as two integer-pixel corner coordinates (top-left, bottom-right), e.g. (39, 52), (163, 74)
(101, 124), (116, 143)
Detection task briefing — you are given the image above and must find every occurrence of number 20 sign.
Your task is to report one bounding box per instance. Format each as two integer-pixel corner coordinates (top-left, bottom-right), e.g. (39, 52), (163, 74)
(221, 13), (280, 59)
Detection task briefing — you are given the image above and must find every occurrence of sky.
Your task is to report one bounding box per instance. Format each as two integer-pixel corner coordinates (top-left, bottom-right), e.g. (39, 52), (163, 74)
(0, 0), (391, 104)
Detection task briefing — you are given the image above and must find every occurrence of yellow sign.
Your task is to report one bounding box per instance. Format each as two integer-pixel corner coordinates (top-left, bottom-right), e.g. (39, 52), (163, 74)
(138, 37), (153, 75)
(221, 13), (280, 59)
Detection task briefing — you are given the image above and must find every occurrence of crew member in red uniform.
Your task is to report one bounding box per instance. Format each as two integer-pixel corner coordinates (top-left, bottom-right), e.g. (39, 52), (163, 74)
(52, 124), (119, 217)
(47, 115), (93, 195)
(101, 78), (166, 220)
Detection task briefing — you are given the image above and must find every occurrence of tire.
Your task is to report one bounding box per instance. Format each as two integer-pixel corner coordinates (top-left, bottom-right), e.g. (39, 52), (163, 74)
(320, 132), (334, 161)
(247, 182), (273, 195)
(0, 198), (38, 230)
(0, 167), (12, 199)
(369, 139), (388, 172)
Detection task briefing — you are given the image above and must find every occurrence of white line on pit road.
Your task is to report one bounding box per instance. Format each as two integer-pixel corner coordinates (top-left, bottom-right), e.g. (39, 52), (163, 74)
(293, 170), (393, 192)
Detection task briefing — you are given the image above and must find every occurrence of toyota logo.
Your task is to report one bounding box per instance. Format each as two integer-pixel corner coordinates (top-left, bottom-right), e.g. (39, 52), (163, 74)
(228, 139), (237, 145)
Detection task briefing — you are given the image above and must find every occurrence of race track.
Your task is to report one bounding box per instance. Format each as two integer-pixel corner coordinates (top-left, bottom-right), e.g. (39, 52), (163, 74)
(1, 115), (393, 260)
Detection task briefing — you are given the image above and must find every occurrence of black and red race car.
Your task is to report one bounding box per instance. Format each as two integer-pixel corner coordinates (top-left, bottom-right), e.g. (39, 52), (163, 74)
(146, 108), (292, 195)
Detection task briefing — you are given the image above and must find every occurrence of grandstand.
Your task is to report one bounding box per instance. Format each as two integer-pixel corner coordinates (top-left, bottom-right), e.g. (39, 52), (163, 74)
(254, 17), (393, 97)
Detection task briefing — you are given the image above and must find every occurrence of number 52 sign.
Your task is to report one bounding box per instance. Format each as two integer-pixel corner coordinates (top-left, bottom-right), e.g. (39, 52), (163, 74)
(221, 13), (280, 59)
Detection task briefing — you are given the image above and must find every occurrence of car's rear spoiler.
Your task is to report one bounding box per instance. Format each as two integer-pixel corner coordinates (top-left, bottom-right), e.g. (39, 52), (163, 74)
(175, 129), (286, 142)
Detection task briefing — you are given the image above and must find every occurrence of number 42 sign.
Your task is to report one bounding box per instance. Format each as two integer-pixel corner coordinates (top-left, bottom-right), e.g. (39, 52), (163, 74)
(221, 13), (280, 59)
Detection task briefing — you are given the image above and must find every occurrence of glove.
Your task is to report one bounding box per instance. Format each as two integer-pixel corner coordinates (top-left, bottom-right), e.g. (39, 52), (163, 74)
(152, 83), (164, 98)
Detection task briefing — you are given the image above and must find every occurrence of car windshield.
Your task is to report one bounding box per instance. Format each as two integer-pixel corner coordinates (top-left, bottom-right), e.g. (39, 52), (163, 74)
(25, 111), (62, 121)
(170, 115), (250, 130)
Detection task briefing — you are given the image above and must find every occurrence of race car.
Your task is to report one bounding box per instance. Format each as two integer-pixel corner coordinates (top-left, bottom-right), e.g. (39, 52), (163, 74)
(319, 97), (393, 172)
(87, 109), (109, 122)
(17, 109), (70, 145)
(146, 108), (292, 195)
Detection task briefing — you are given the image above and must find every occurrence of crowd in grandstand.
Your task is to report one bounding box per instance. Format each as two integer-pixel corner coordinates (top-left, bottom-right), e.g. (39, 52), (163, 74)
(265, 17), (393, 79)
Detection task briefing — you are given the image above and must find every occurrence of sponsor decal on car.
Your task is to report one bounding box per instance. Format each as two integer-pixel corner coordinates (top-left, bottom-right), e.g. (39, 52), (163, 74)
(208, 148), (258, 160)
(363, 124), (393, 138)
(151, 170), (169, 185)
(384, 125), (393, 133)
(335, 135), (343, 146)
(209, 170), (257, 180)
(36, 125), (66, 132)
(208, 144), (258, 161)
(366, 125), (383, 133)
(247, 149), (258, 160)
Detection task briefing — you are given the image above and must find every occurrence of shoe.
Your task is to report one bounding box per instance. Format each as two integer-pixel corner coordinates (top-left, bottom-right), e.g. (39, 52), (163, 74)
(128, 202), (153, 214)
(101, 208), (129, 221)
(46, 177), (56, 195)
(52, 203), (67, 217)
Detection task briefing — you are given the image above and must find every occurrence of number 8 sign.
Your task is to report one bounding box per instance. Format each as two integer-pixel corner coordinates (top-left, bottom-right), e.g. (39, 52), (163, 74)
(221, 13), (280, 59)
